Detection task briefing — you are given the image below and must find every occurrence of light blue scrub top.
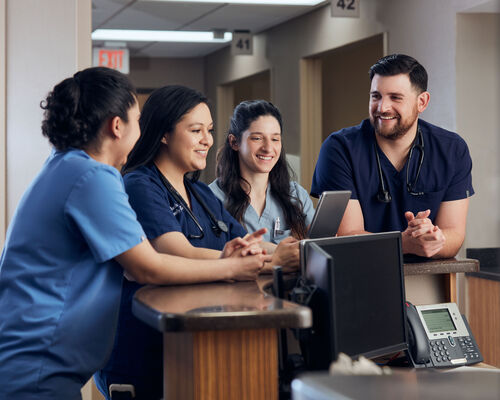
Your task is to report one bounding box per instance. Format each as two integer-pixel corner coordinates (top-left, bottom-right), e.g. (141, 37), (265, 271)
(210, 180), (315, 243)
(0, 149), (145, 400)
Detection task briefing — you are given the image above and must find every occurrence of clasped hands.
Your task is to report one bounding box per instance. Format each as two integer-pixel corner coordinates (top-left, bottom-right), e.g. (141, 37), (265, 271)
(402, 209), (445, 258)
(221, 229), (301, 277)
(219, 228), (273, 281)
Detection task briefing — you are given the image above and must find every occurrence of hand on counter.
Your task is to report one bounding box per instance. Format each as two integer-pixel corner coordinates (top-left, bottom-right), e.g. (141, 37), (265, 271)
(220, 228), (267, 258)
(261, 237), (300, 274)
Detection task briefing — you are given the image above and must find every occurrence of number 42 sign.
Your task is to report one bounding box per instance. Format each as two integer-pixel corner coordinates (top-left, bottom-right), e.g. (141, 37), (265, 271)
(331, 0), (360, 18)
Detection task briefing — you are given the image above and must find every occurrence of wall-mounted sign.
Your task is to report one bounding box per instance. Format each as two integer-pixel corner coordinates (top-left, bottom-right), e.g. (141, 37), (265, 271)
(331, 0), (360, 18)
(231, 32), (253, 56)
(93, 48), (130, 74)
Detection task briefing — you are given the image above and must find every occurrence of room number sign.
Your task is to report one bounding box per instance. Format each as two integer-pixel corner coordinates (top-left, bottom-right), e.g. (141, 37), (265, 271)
(231, 32), (253, 56)
(331, 0), (360, 18)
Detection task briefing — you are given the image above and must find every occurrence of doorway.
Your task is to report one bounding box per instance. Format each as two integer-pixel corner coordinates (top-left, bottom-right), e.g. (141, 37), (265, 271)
(300, 33), (385, 191)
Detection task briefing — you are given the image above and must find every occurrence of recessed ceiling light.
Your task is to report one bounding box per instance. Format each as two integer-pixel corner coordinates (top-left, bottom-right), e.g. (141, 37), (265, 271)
(141, 0), (324, 4)
(92, 29), (233, 43)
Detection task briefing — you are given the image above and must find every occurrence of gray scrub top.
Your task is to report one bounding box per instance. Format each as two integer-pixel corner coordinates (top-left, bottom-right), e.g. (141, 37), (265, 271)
(210, 180), (315, 243)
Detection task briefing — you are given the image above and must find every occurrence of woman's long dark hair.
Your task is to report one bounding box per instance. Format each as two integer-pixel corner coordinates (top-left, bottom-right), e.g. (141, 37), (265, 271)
(216, 100), (308, 239)
(123, 85), (208, 180)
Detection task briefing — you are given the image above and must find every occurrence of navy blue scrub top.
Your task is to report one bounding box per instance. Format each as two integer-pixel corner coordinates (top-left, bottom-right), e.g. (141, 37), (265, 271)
(311, 119), (474, 233)
(124, 164), (246, 246)
(97, 164), (247, 399)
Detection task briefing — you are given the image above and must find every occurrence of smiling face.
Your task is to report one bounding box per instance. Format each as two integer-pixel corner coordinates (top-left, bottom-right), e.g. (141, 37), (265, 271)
(369, 73), (429, 141)
(163, 102), (214, 174)
(232, 115), (282, 176)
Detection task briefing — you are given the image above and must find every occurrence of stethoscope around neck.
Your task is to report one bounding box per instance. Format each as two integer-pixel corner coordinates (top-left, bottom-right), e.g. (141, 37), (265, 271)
(375, 127), (425, 203)
(155, 165), (228, 239)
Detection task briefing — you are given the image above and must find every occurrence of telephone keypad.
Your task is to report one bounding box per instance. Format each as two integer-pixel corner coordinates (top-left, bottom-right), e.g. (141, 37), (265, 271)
(459, 337), (480, 360)
(429, 336), (482, 367)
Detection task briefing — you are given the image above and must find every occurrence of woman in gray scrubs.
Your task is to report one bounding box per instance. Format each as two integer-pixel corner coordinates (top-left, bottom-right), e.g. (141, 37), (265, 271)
(210, 100), (315, 272)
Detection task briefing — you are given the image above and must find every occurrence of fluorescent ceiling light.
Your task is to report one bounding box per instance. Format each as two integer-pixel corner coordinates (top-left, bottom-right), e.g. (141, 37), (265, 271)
(92, 29), (233, 43)
(141, 0), (323, 4)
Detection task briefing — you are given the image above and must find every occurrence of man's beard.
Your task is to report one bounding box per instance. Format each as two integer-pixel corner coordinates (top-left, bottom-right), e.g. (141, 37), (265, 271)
(370, 109), (418, 141)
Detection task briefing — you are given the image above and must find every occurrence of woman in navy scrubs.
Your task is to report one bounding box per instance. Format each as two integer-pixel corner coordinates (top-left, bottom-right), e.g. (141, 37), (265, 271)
(96, 85), (266, 399)
(0, 70), (267, 400)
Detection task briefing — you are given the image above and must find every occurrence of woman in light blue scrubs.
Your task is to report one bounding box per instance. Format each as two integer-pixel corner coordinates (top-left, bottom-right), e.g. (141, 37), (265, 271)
(97, 85), (269, 399)
(0, 70), (267, 400)
(210, 100), (315, 267)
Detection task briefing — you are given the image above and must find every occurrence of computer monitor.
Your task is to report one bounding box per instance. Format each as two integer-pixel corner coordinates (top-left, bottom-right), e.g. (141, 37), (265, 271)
(301, 232), (408, 369)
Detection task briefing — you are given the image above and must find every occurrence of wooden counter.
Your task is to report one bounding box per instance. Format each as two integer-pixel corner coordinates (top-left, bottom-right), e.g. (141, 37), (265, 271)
(133, 280), (312, 400)
(464, 250), (500, 368)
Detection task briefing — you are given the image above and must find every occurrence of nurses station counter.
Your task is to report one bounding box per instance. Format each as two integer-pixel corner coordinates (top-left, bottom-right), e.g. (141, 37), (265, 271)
(132, 258), (478, 400)
(132, 280), (312, 400)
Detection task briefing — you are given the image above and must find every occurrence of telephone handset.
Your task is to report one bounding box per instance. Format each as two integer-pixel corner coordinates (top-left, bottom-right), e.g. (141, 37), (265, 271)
(405, 302), (431, 366)
(405, 302), (483, 368)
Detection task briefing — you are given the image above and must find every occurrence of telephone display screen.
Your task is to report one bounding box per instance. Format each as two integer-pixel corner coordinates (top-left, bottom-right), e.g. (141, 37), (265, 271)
(421, 309), (456, 333)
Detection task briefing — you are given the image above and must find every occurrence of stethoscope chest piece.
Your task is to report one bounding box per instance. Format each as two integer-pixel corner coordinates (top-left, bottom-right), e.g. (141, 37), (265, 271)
(215, 220), (229, 236)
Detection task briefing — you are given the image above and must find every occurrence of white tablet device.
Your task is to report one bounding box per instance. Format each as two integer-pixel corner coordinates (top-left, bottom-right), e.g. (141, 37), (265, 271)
(307, 190), (351, 239)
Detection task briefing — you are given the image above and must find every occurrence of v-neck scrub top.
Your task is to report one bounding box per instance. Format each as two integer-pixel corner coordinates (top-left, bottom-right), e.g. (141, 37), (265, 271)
(311, 119), (474, 233)
(0, 149), (145, 399)
(209, 180), (315, 243)
(96, 164), (246, 399)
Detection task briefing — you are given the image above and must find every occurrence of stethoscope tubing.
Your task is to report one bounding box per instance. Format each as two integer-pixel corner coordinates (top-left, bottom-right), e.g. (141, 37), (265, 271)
(155, 165), (228, 239)
(375, 127), (425, 203)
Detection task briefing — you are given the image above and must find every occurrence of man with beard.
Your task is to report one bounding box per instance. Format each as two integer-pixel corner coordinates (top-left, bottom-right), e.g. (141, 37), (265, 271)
(311, 54), (473, 258)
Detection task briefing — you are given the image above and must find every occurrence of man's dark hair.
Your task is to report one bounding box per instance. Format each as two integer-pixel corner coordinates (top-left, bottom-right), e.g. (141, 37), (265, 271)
(369, 54), (428, 93)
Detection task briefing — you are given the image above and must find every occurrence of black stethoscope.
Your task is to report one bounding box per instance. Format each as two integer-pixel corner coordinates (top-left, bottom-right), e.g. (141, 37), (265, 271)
(155, 166), (228, 239)
(375, 127), (425, 203)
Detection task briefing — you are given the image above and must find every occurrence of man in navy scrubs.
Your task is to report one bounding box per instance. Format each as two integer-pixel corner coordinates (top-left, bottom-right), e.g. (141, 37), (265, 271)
(311, 54), (473, 258)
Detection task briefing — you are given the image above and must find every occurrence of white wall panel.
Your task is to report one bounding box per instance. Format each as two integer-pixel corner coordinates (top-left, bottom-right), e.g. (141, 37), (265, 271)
(6, 0), (91, 222)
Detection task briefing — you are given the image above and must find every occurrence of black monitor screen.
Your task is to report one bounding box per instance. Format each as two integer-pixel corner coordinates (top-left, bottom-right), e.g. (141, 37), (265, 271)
(304, 232), (407, 367)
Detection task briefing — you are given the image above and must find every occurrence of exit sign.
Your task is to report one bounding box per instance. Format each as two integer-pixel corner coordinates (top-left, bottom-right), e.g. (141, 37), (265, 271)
(93, 48), (129, 74)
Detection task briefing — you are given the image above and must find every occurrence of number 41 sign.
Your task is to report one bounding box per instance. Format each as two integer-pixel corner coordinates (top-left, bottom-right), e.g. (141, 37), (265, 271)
(331, 0), (360, 18)
(231, 32), (253, 56)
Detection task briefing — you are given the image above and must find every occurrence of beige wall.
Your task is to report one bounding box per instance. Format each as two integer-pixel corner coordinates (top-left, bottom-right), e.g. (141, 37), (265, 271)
(457, 13), (500, 249)
(128, 57), (205, 93)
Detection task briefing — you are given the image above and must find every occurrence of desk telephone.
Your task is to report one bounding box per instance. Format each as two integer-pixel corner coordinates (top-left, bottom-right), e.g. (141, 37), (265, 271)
(405, 302), (483, 368)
